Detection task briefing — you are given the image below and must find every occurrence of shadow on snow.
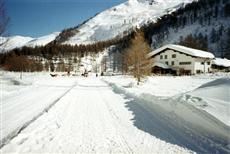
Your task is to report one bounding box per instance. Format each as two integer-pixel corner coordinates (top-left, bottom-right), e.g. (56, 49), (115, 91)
(109, 82), (230, 154)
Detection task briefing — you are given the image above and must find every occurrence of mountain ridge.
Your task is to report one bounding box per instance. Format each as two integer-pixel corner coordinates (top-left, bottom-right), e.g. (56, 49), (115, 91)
(0, 0), (195, 52)
(0, 32), (60, 52)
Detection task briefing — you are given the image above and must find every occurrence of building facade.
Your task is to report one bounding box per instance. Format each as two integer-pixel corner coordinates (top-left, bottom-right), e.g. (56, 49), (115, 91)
(148, 44), (215, 75)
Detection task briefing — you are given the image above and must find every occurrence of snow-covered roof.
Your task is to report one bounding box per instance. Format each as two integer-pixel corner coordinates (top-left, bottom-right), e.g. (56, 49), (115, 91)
(148, 44), (215, 59)
(152, 62), (171, 69)
(212, 58), (230, 67)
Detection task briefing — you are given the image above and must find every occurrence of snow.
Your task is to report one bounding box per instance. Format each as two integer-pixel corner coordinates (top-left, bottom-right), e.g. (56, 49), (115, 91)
(148, 44), (215, 59)
(102, 73), (230, 127)
(0, 32), (59, 52)
(1, 73), (194, 153)
(0, 71), (78, 146)
(102, 73), (230, 153)
(0, 0), (196, 50)
(150, 14), (230, 57)
(213, 58), (230, 67)
(152, 62), (171, 69)
(185, 78), (230, 126)
(0, 72), (229, 153)
(25, 32), (60, 47)
(0, 36), (34, 52)
(64, 0), (195, 45)
(102, 74), (226, 97)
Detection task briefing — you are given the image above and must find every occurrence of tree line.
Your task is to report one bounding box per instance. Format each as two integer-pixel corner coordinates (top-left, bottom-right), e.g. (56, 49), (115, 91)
(0, 30), (134, 72)
(1, 0), (229, 84)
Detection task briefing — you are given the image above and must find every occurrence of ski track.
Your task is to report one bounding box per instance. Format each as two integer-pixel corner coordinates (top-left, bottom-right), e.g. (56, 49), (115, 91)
(1, 78), (192, 154)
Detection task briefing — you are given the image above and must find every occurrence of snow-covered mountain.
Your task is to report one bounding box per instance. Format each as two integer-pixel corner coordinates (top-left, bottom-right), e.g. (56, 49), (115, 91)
(62, 0), (195, 45)
(147, 0), (230, 58)
(0, 36), (34, 52)
(0, 32), (60, 52)
(0, 0), (196, 52)
(25, 32), (60, 48)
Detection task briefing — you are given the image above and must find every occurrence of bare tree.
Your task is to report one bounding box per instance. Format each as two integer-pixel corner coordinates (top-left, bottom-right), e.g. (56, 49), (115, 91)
(124, 30), (151, 84)
(0, 0), (9, 36)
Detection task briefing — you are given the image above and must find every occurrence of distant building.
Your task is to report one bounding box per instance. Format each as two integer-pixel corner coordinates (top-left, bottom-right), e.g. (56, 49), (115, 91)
(148, 44), (215, 75)
(212, 58), (230, 72)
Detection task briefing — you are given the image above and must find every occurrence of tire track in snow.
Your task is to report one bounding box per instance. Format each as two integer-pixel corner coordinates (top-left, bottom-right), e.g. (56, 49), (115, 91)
(98, 89), (134, 154)
(0, 82), (78, 149)
(1, 78), (192, 153)
(98, 80), (191, 153)
(95, 86), (134, 154)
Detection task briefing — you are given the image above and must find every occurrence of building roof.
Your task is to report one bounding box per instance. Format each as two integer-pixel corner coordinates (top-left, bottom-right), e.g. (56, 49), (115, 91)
(148, 44), (215, 59)
(152, 62), (171, 69)
(212, 58), (230, 67)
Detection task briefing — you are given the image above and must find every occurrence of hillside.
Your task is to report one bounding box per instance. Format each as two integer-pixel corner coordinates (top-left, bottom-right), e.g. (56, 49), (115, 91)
(0, 32), (60, 53)
(1, 0), (230, 72)
(0, 36), (34, 52)
(60, 0), (195, 45)
(0, 0), (195, 52)
(142, 0), (230, 58)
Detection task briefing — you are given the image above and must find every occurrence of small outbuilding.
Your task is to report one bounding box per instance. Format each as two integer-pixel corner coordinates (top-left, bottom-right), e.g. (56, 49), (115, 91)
(212, 58), (230, 72)
(148, 44), (215, 75)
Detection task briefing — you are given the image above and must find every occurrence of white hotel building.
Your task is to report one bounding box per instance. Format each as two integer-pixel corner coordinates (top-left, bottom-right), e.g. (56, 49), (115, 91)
(148, 44), (215, 75)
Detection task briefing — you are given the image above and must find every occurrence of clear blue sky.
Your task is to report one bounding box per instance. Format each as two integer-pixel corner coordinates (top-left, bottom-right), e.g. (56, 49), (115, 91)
(6, 0), (126, 37)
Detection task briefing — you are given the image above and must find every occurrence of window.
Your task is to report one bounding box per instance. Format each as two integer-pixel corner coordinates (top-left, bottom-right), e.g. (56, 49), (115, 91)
(207, 62), (211, 65)
(171, 61), (174, 66)
(160, 55), (163, 59)
(165, 55), (167, 59)
(172, 54), (176, 58)
(179, 62), (191, 65)
(165, 61), (169, 65)
(201, 62), (204, 65)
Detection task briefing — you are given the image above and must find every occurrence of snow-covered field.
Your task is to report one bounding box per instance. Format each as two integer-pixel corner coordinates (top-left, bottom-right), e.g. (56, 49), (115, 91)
(102, 73), (230, 126)
(1, 71), (230, 153)
(1, 72), (78, 146)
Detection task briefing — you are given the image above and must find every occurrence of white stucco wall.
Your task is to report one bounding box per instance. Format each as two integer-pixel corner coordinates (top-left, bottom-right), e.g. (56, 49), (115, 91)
(151, 49), (212, 74)
(194, 58), (212, 73)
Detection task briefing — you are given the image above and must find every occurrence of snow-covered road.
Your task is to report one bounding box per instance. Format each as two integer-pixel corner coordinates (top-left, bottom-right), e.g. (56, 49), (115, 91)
(1, 77), (192, 153)
(1, 76), (229, 153)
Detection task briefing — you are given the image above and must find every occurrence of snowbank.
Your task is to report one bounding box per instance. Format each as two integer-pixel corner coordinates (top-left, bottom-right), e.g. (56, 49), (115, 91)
(185, 78), (230, 126)
(102, 74), (229, 97)
(104, 77), (230, 153)
(102, 73), (230, 126)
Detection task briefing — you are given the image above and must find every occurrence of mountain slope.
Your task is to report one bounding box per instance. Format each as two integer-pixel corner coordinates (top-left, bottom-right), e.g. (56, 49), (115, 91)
(25, 32), (60, 48)
(0, 36), (34, 52)
(0, 0), (196, 51)
(0, 32), (60, 53)
(142, 0), (230, 58)
(62, 0), (195, 45)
